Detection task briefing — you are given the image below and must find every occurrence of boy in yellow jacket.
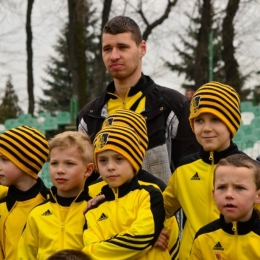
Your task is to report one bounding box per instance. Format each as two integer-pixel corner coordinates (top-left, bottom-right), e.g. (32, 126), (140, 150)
(83, 123), (172, 260)
(17, 131), (94, 260)
(190, 154), (260, 260)
(0, 126), (49, 260)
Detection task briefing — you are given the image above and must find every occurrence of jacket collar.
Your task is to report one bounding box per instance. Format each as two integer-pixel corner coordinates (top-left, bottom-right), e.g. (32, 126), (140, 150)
(5, 177), (49, 211)
(101, 175), (140, 200)
(220, 209), (259, 235)
(106, 73), (155, 98)
(200, 142), (242, 164)
(49, 186), (91, 203)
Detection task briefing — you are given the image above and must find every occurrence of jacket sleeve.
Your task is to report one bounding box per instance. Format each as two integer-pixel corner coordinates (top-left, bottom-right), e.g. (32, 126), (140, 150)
(83, 188), (165, 260)
(189, 237), (204, 260)
(163, 169), (181, 218)
(17, 214), (38, 260)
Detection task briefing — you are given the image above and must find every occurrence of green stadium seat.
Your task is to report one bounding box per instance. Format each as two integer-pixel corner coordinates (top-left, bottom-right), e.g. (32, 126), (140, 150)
(42, 117), (58, 131)
(233, 129), (245, 142)
(56, 111), (71, 125)
(17, 113), (33, 124)
(4, 118), (21, 130)
(240, 124), (254, 135)
(243, 135), (257, 149)
(251, 117), (260, 129)
(39, 162), (52, 188)
(240, 101), (254, 112)
(252, 105), (260, 117)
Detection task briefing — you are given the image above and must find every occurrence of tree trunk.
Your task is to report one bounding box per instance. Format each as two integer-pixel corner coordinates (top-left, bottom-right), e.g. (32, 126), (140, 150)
(67, 0), (87, 110)
(26, 0), (35, 115)
(222, 0), (242, 95)
(194, 0), (212, 89)
(90, 0), (113, 101)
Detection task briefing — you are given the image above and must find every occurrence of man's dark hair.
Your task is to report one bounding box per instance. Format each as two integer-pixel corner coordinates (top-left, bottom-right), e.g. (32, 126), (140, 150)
(103, 15), (143, 45)
(47, 249), (91, 260)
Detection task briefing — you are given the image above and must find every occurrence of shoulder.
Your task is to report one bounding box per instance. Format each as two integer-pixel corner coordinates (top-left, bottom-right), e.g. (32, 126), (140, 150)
(176, 152), (201, 168)
(195, 218), (221, 239)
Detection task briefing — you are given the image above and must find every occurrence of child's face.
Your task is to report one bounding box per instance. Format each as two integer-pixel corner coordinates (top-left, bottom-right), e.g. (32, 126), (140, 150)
(50, 145), (93, 197)
(193, 113), (231, 152)
(0, 153), (25, 187)
(97, 150), (135, 188)
(213, 165), (260, 223)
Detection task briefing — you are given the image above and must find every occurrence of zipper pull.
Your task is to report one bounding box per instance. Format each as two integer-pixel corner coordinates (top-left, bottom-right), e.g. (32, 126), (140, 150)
(209, 151), (213, 161)
(232, 221), (237, 232)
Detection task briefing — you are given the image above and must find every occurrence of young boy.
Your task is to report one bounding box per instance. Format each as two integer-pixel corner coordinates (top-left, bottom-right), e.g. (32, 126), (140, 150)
(87, 109), (180, 259)
(190, 154), (260, 260)
(17, 131), (94, 260)
(162, 81), (246, 260)
(83, 124), (171, 260)
(0, 125), (49, 260)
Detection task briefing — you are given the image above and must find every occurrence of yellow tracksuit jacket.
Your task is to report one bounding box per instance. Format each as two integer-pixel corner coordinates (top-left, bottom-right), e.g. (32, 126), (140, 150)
(163, 143), (246, 260)
(83, 175), (171, 260)
(17, 187), (91, 260)
(0, 178), (49, 260)
(190, 210), (260, 260)
(88, 169), (180, 259)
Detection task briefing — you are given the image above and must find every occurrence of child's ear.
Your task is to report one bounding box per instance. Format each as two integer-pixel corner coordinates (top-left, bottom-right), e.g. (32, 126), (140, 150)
(84, 163), (94, 178)
(255, 190), (260, 204)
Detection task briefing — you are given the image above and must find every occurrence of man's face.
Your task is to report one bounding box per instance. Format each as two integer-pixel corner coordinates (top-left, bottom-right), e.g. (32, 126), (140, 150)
(102, 32), (146, 81)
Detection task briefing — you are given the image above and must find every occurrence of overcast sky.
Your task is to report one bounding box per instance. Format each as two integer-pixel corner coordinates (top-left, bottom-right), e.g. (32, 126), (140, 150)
(0, 0), (260, 112)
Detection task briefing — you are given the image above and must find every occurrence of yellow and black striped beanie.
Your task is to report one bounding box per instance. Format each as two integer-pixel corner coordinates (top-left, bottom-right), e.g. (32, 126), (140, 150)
(102, 109), (148, 157)
(0, 126), (49, 179)
(189, 81), (241, 138)
(93, 124), (144, 174)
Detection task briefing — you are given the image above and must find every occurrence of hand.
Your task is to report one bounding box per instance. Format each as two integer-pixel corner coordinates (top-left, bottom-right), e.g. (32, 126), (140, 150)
(215, 252), (222, 260)
(154, 229), (169, 251)
(83, 194), (105, 214)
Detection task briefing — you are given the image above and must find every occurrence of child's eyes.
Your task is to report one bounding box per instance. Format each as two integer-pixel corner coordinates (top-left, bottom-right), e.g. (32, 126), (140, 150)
(236, 186), (244, 191)
(216, 185), (226, 190)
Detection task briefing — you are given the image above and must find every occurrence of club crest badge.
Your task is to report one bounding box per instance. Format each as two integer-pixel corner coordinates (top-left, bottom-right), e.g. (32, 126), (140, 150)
(104, 118), (114, 127)
(190, 95), (201, 115)
(95, 133), (109, 149)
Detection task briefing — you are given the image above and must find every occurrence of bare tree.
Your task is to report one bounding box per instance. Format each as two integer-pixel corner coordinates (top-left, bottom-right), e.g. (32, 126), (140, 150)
(90, 0), (113, 101)
(193, 0), (212, 89)
(67, 0), (87, 110)
(221, 0), (244, 97)
(26, 0), (35, 115)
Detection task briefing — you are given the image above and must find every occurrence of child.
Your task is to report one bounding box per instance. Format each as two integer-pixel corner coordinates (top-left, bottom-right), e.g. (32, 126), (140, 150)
(190, 154), (260, 260)
(17, 131), (94, 260)
(83, 124), (171, 260)
(0, 125), (49, 260)
(162, 82), (246, 260)
(87, 109), (180, 259)
(47, 249), (91, 260)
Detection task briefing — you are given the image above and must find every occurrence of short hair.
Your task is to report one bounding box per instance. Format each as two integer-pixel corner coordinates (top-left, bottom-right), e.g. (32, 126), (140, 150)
(49, 131), (93, 163)
(102, 15), (143, 45)
(214, 154), (260, 189)
(47, 249), (91, 260)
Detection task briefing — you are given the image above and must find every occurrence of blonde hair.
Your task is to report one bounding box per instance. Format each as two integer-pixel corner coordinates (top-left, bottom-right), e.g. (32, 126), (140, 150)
(49, 131), (93, 163)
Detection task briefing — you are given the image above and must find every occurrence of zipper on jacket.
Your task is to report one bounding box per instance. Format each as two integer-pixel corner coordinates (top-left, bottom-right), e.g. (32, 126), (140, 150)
(208, 151), (214, 224)
(232, 221), (238, 259)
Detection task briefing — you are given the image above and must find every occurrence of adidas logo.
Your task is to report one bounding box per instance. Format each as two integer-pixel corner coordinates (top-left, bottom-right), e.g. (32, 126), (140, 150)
(213, 242), (224, 251)
(191, 172), (200, 180)
(97, 213), (108, 221)
(41, 209), (52, 216)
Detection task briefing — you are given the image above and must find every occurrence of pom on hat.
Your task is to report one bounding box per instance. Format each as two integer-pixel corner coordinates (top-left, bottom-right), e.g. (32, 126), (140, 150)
(102, 109), (148, 157)
(0, 126), (49, 179)
(94, 124), (144, 174)
(189, 81), (241, 138)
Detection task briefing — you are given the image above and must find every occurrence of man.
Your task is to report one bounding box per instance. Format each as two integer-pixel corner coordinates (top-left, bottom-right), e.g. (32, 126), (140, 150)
(77, 15), (198, 185)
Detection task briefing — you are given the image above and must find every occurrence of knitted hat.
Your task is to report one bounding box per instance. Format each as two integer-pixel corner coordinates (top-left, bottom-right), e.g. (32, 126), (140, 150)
(189, 81), (241, 138)
(0, 125), (49, 179)
(102, 109), (148, 157)
(93, 124), (144, 174)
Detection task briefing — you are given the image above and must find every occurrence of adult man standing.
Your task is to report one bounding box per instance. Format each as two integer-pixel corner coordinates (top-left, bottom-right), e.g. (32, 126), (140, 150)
(77, 15), (198, 184)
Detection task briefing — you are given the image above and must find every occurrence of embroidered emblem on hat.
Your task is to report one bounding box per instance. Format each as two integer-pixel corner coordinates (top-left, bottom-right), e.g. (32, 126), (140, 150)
(95, 133), (109, 149)
(104, 118), (114, 127)
(190, 95), (201, 115)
